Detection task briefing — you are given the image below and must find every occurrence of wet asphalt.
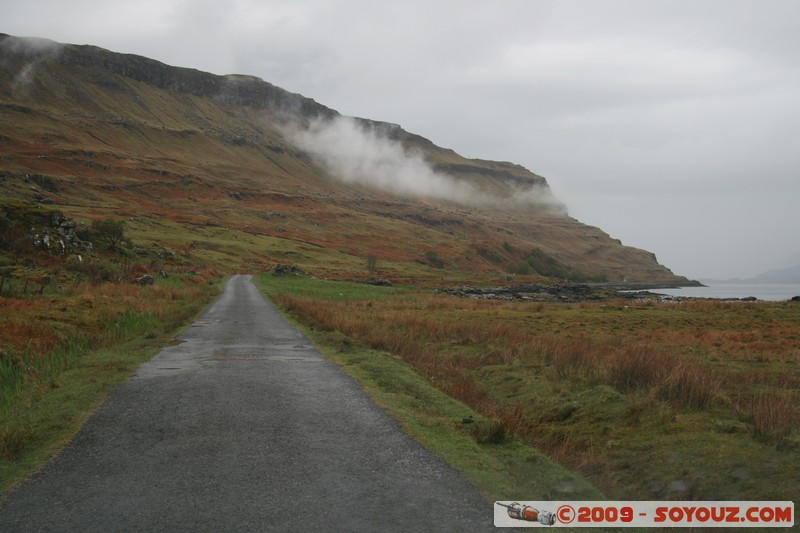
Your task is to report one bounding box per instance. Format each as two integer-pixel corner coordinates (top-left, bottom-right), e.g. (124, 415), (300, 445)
(0, 275), (494, 532)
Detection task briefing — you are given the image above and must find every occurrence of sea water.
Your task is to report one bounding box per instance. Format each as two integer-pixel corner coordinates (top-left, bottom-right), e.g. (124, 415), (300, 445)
(648, 283), (800, 301)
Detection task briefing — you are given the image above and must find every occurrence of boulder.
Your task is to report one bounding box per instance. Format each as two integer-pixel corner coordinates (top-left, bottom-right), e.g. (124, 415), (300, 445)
(363, 278), (392, 286)
(271, 264), (307, 276)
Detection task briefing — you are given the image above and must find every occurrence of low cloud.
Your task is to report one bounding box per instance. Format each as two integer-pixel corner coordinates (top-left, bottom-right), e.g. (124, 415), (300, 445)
(286, 116), (475, 201)
(284, 115), (564, 211)
(0, 35), (63, 89)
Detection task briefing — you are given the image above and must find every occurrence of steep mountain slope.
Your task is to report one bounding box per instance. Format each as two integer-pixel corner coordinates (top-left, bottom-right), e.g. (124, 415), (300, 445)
(0, 34), (689, 284)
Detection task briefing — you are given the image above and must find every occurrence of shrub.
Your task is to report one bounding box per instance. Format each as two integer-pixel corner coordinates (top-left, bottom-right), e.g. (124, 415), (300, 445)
(471, 420), (508, 444)
(424, 250), (444, 269)
(506, 262), (530, 275)
(738, 392), (799, 443)
(90, 218), (125, 251)
(365, 255), (379, 275)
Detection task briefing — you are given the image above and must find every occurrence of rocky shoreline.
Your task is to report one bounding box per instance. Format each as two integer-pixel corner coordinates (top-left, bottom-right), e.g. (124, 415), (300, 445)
(439, 281), (770, 304)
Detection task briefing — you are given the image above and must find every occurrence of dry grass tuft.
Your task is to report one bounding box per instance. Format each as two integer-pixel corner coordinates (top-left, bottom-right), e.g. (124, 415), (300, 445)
(0, 321), (60, 357)
(737, 391), (800, 443)
(0, 427), (36, 461)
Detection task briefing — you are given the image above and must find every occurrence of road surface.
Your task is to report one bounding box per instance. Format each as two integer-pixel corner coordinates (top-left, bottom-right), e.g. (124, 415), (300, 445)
(0, 275), (494, 532)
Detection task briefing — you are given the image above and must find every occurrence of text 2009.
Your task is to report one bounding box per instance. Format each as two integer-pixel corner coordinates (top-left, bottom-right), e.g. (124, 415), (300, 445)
(577, 506), (634, 523)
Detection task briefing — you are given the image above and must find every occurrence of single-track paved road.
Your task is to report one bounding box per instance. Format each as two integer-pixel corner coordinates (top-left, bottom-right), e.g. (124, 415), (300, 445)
(0, 275), (494, 532)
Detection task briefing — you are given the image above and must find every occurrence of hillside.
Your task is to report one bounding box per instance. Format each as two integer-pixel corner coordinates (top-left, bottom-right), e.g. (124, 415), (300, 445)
(0, 34), (690, 285)
(747, 264), (800, 284)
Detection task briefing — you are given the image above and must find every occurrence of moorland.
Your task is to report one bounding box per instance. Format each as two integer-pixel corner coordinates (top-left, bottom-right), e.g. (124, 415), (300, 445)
(1, 34), (798, 504)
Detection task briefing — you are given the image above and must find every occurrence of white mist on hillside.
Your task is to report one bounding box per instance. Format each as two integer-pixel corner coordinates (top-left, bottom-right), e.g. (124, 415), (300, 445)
(0, 36), (62, 89)
(286, 116), (478, 203)
(285, 115), (565, 212)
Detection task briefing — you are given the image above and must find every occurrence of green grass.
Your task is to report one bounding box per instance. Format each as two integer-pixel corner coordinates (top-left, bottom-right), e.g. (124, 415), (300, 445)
(104, 310), (160, 343)
(0, 337), (89, 408)
(2, 338), (138, 473)
(0, 276), (222, 496)
(260, 272), (407, 302)
(1, 333), (175, 491)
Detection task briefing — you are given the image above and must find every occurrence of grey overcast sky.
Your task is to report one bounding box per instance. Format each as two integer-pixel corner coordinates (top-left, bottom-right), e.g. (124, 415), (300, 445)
(3, 0), (799, 279)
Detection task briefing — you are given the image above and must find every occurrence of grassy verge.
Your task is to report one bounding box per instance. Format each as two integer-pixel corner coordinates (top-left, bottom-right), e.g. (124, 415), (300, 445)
(0, 273), (222, 496)
(255, 272), (800, 503)
(253, 272), (604, 503)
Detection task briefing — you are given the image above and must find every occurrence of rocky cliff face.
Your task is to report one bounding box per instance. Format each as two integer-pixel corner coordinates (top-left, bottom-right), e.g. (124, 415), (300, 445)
(58, 40), (335, 119)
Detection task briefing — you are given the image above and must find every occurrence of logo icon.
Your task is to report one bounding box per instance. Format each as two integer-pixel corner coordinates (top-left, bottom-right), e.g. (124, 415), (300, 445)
(496, 502), (556, 526)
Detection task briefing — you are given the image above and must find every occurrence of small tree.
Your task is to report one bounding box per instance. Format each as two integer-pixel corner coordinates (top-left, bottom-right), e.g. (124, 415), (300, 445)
(0, 267), (13, 296)
(39, 275), (52, 295)
(425, 250), (444, 269)
(366, 255), (379, 276)
(91, 219), (125, 251)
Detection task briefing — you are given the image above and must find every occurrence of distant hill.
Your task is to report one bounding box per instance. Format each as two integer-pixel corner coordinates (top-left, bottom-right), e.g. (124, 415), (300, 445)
(0, 33), (691, 284)
(700, 263), (800, 285)
(748, 264), (800, 284)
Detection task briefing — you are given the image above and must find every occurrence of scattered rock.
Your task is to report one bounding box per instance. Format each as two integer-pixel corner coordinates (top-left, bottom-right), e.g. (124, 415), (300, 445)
(362, 278), (392, 286)
(440, 282), (629, 303)
(29, 174), (59, 192)
(440, 282), (769, 304)
(271, 264), (307, 276)
(4, 204), (91, 256)
(136, 274), (154, 285)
